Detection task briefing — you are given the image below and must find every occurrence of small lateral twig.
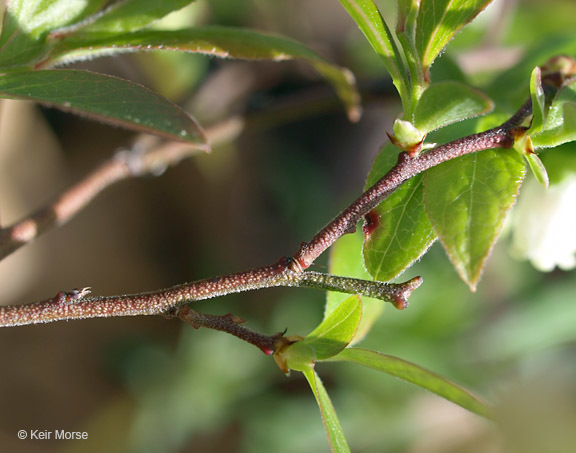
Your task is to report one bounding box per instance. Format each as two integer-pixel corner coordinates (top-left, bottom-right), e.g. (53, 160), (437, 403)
(0, 99), (533, 329)
(169, 305), (284, 355)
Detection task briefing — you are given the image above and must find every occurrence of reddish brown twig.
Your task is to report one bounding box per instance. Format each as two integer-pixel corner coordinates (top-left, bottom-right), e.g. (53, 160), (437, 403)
(0, 99), (532, 328)
(170, 306), (284, 355)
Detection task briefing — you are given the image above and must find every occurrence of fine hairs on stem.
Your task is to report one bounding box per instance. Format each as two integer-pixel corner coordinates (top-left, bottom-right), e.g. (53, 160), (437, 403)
(0, 97), (533, 332)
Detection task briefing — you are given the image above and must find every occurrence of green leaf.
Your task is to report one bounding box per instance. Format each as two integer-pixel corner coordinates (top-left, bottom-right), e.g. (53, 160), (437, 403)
(529, 66), (547, 133)
(363, 143), (437, 281)
(532, 81), (576, 148)
(0, 70), (207, 146)
(328, 348), (492, 418)
(303, 369), (351, 453)
(0, 0), (106, 69)
(423, 149), (526, 290)
(413, 81), (493, 134)
(302, 295), (362, 360)
(328, 230), (384, 344)
(284, 342), (316, 373)
(415, 0), (494, 78)
(338, 0), (409, 109)
(526, 152), (550, 188)
(69, 0), (194, 34)
(49, 27), (361, 121)
(396, 0), (419, 33)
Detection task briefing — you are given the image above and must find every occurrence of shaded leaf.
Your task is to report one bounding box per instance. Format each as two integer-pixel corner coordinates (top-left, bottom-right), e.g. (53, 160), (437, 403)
(413, 81), (493, 134)
(69, 0), (194, 34)
(415, 0), (494, 78)
(303, 369), (351, 453)
(363, 143), (437, 281)
(0, 69), (207, 146)
(303, 295), (362, 360)
(423, 149), (526, 290)
(50, 27), (361, 121)
(328, 348), (492, 418)
(328, 230), (384, 344)
(338, 0), (409, 106)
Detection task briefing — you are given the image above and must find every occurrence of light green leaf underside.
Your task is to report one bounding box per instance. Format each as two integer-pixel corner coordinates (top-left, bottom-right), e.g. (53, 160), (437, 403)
(413, 81), (493, 134)
(329, 348), (492, 418)
(0, 69), (207, 145)
(328, 230), (384, 344)
(50, 27), (361, 121)
(423, 149), (526, 290)
(363, 143), (437, 281)
(303, 369), (351, 453)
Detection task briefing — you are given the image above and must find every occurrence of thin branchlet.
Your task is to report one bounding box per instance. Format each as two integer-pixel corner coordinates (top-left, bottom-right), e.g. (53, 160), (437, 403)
(0, 98), (533, 329)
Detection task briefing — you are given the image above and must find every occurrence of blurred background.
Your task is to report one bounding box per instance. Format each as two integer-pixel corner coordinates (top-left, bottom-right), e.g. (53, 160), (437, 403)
(1, 0), (576, 451)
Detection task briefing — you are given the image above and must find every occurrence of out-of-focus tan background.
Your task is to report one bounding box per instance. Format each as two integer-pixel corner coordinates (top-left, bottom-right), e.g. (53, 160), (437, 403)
(2, 1), (576, 452)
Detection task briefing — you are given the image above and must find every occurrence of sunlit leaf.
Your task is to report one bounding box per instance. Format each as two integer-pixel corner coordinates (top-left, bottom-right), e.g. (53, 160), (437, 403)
(532, 81), (576, 148)
(303, 369), (351, 453)
(49, 27), (361, 121)
(338, 0), (409, 106)
(415, 0), (494, 78)
(329, 348), (492, 418)
(0, 0), (106, 69)
(530, 66), (546, 133)
(423, 149), (526, 290)
(363, 143), (437, 281)
(413, 81), (493, 134)
(0, 69), (207, 146)
(69, 0), (194, 34)
(328, 230), (384, 344)
(303, 295), (362, 360)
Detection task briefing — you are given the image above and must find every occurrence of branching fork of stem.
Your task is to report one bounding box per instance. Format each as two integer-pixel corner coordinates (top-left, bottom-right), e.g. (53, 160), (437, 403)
(0, 99), (532, 350)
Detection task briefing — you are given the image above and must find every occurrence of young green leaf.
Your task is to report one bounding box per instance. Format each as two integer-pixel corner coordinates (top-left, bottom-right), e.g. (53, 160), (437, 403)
(328, 230), (384, 344)
(338, 0), (410, 109)
(328, 348), (492, 418)
(415, 0), (494, 79)
(302, 295), (362, 360)
(363, 143), (437, 281)
(413, 81), (493, 134)
(0, 70), (207, 146)
(532, 81), (576, 148)
(530, 66), (547, 133)
(66, 0), (194, 34)
(526, 152), (550, 188)
(423, 149), (526, 290)
(0, 0), (106, 69)
(48, 27), (361, 121)
(303, 369), (351, 453)
(396, 0), (419, 34)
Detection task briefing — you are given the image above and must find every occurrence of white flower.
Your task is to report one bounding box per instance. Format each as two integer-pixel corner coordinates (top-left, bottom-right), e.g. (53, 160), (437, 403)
(511, 174), (576, 272)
